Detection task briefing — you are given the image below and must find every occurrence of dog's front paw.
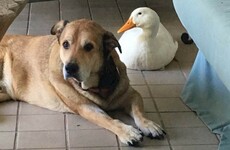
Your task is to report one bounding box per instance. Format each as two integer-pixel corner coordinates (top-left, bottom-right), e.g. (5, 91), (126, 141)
(138, 120), (166, 140)
(118, 125), (143, 146)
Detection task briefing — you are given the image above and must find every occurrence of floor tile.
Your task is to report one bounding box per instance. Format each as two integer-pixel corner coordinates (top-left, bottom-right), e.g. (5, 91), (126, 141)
(7, 4), (29, 34)
(0, 132), (15, 149)
(120, 136), (169, 147)
(149, 85), (183, 98)
(172, 145), (218, 150)
(0, 101), (18, 115)
(145, 0), (174, 11)
(0, 115), (16, 131)
(29, 20), (58, 29)
(127, 69), (142, 74)
(121, 146), (171, 150)
(89, 0), (123, 26)
(161, 112), (205, 128)
(88, 0), (117, 8)
(28, 20), (58, 35)
(70, 147), (118, 150)
(68, 129), (117, 148)
(15, 4), (30, 20)
(143, 62), (186, 85)
(143, 98), (157, 112)
(18, 114), (64, 131)
(117, 0), (147, 20)
(155, 98), (191, 112)
(66, 114), (101, 130)
(7, 21), (28, 29)
(157, 12), (180, 28)
(7, 28), (28, 35)
(60, 0), (91, 20)
(30, 1), (59, 21)
(102, 25), (122, 39)
(167, 127), (219, 145)
(29, 1), (59, 35)
(128, 73), (146, 85)
(145, 113), (162, 127)
(28, 27), (54, 35)
(17, 131), (66, 149)
(175, 44), (198, 63)
(132, 85), (151, 98)
(26, 149), (65, 150)
(19, 102), (60, 115)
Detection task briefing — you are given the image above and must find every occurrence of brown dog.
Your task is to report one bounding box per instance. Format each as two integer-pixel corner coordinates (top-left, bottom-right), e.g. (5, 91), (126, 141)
(0, 19), (165, 146)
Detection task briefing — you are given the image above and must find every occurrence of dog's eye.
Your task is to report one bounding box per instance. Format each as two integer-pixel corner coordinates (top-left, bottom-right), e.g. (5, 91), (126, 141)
(84, 43), (94, 52)
(63, 41), (70, 49)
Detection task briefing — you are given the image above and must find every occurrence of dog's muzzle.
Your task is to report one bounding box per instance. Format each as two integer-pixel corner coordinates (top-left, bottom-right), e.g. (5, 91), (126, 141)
(63, 63), (81, 81)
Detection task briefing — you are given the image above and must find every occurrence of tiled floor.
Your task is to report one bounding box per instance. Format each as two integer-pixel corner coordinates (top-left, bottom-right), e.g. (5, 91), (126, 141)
(1, 0), (219, 149)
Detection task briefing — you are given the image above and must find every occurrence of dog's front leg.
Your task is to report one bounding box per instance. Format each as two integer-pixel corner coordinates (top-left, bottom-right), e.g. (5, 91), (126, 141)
(125, 90), (166, 140)
(77, 102), (144, 146)
(49, 73), (143, 146)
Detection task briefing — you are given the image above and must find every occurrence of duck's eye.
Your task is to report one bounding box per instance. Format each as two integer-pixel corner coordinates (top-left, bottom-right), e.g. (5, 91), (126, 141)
(138, 12), (142, 15)
(63, 41), (70, 49)
(84, 43), (94, 52)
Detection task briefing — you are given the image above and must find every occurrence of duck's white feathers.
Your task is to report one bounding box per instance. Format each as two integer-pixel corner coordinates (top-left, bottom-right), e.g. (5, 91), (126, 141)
(118, 7), (178, 70)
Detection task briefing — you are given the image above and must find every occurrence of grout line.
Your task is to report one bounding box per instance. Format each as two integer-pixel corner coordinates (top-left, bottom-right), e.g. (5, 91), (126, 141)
(86, 0), (93, 20)
(13, 101), (20, 150)
(143, 0), (148, 7)
(114, 0), (124, 23)
(26, 3), (32, 35)
(58, 0), (62, 20)
(64, 113), (69, 150)
(16, 113), (64, 116)
(141, 71), (173, 150)
(115, 135), (121, 150)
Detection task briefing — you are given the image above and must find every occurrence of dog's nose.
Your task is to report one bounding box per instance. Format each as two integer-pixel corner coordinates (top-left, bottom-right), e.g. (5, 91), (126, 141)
(65, 63), (79, 75)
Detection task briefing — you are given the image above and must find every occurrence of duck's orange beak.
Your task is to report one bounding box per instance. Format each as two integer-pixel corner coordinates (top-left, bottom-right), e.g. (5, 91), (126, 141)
(117, 18), (136, 33)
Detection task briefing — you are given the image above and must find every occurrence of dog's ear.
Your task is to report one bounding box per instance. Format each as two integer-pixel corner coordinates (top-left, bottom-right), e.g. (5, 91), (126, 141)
(99, 32), (121, 97)
(50, 20), (69, 39)
(103, 31), (122, 54)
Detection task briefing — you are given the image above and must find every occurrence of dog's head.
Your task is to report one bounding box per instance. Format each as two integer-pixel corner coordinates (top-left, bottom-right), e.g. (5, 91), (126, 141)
(51, 19), (122, 95)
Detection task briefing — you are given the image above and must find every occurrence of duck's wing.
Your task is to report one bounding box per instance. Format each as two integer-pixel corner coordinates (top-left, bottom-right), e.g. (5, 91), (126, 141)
(156, 24), (178, 51)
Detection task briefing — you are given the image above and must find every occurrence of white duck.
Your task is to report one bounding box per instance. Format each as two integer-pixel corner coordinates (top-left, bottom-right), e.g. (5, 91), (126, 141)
(117, 7), (178, 70)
